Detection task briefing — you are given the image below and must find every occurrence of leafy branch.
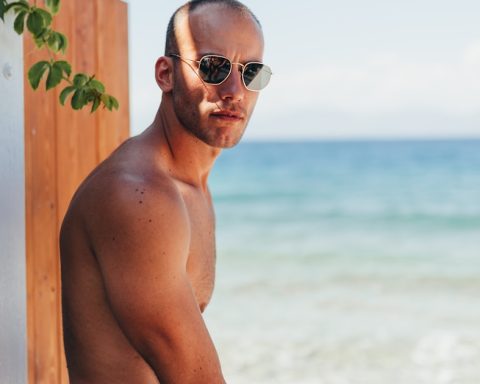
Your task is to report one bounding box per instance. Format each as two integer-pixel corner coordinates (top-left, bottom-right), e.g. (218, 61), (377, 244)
(0, 0), (119, 112)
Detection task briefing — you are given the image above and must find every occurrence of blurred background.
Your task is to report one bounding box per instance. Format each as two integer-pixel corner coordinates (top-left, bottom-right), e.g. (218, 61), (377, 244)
(129, 1), (480, 383)
(129, 0), (480, 140)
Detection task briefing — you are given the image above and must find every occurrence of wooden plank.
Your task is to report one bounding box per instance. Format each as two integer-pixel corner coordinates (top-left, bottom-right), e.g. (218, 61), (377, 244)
(24, 29), (61, 384)
(72, 0), (99, 178)
(95, 0), (130, 161)
(46, 3), (74, 382)
(52, 2), (99, 382)
(55, 0), (98, 228)
(54, 0), (78, 221)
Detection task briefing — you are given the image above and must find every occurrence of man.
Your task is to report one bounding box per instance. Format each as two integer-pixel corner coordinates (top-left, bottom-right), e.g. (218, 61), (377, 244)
(59, 0), (271, 383)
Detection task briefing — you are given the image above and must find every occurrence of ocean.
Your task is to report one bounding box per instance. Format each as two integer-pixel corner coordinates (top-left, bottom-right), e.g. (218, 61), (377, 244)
(204, 139), (480, 384)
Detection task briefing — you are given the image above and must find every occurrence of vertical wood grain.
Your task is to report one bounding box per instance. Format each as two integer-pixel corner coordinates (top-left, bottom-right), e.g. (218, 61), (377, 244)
(24, 29), (61, 384)
(54, 0), (98, 225)
(24, 1), (130, 383)
(95, 0), (130, 161)
(53, 3), (100, 383)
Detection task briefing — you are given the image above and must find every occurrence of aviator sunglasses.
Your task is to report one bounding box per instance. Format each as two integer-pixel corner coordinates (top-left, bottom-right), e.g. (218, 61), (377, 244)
(170, 54), (272, 92)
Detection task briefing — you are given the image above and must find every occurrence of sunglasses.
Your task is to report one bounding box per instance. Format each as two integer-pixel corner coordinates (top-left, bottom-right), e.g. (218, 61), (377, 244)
(170, 54), (272, 92)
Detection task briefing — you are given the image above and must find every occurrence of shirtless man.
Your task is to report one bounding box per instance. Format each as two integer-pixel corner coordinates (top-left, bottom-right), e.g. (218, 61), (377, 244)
(59, 0), (271, 383)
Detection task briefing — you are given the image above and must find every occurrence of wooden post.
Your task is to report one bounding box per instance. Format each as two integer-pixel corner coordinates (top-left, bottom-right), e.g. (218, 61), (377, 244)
(24, 1), (130, 383)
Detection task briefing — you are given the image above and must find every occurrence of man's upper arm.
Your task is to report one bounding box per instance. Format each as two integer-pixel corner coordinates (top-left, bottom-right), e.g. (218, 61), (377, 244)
(88, 179), (224, 383)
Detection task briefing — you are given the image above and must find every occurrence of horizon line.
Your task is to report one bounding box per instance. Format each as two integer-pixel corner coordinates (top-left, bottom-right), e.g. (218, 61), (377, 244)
(242, 136), (480, 143)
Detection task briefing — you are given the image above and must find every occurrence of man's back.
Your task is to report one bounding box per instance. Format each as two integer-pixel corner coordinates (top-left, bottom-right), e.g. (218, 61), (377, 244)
(60, 135), (218, 383)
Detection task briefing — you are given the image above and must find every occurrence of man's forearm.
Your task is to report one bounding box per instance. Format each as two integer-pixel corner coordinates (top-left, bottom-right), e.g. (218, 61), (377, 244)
(139, 331), (226, 384)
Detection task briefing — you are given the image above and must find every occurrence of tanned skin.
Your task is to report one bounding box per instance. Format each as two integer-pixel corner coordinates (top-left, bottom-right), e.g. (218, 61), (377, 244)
(60, 3), (264, 384)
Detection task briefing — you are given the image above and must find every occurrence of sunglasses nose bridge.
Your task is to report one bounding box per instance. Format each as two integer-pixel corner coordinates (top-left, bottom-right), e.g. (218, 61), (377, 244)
(228, 62), (248, 87)
(215, 62), (245, 98)
(232, 62), (246, 74)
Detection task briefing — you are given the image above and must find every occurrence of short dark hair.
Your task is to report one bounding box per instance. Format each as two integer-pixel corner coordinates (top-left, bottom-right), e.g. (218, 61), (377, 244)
(164, 0), (261, 55)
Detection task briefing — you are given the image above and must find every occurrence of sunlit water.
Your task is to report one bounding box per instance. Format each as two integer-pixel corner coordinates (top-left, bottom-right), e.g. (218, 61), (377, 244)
(204, 140), (480, 384)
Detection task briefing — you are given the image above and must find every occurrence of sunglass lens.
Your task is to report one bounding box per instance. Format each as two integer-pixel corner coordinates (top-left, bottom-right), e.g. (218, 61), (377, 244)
(243, 63), (272, 91)
(199, 56), (231, 84)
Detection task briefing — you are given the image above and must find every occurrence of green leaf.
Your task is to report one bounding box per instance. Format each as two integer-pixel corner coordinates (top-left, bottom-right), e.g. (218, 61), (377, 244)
(71, 89), (87, 110)
(10, 0), (30, 7)
(36, 28), (50, 39)
(35, 8), (52, 28)
(84, 90), (96, 102)
(26, 9), (45, 36)
(91, 96), (101, 113)
(4, 1), (30, 15)
(45, 0), (60, 15)
(101, 95), (119, 111)
(33, 28), (49, 48)
(46, 62), (63, 90)
(89, 79), (105, 93)
(56, 32), (68, 54)
(28, 61), (50, 90)
(55, 60), (71, 78)
(59, 85), (76, 105)
(47, 32), (68, 54)
(100, 93), (110, 109)
(99, 94), (119, 112)
(32, 28), (49, 47)
(73, 73), (88, 88)
(0, 0), (7, 21)
(110, 96), (119, 110)
(33, 35), (46, 48)
(13, 10), (27, 35)
(47, 31), (60, 52)
(45, 31), (57, 47)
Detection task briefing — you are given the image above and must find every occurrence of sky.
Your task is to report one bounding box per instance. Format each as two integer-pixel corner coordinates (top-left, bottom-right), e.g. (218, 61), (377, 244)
(128, 0), (480, 140)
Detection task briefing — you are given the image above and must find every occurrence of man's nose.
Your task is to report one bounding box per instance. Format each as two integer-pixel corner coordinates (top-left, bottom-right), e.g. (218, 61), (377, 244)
(218, 66), (245, 101)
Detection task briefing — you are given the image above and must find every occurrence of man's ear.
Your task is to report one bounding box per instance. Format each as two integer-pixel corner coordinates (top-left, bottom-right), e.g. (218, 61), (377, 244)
(155, 56), (174, 92)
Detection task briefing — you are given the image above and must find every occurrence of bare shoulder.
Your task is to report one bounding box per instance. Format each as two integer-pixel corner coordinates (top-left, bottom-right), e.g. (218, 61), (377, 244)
(62, 142), (191, 266)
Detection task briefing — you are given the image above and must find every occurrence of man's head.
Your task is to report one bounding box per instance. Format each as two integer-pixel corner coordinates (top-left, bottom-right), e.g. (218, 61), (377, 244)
(164, 0), (262, 56)
(155, 0), (269, 148)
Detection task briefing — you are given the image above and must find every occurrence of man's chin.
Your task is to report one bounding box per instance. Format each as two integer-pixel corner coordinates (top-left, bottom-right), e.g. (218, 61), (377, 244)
(202, 126), (247, 149)
(184, 121), (247, 149)
(205, 134), (243, 149)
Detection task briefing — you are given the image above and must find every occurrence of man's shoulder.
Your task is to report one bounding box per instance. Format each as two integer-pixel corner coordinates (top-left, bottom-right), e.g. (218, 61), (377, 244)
(65, 154), (188, 235)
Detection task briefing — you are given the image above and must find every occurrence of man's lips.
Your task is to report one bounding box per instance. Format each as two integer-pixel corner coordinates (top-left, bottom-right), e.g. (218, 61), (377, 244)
(210, 110), (244, 120)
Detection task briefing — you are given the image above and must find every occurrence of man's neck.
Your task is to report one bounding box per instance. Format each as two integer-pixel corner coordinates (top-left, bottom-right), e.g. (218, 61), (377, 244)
(140, 104), (221, 192)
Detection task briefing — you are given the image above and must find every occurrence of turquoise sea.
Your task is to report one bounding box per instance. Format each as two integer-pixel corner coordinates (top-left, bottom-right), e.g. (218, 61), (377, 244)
(204, 139), (480, 384)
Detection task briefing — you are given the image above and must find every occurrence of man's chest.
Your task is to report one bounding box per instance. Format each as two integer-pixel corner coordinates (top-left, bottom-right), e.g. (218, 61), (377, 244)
(183, 190), (217, 311)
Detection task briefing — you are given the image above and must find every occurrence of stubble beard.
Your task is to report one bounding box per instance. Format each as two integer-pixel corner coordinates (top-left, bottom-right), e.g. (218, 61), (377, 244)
(172, 81), (248, 149)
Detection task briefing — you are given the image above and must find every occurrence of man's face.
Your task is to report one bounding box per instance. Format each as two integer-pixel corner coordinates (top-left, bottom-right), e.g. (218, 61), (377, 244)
(171, 5), (265, 148)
